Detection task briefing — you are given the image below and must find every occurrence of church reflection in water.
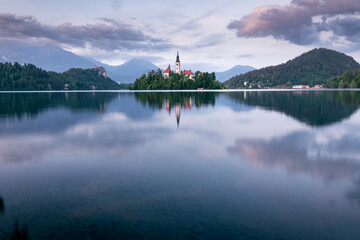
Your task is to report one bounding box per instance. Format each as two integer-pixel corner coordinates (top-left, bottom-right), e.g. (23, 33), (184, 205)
(134, 91), (216, 128)
(164, 97), (194, 127)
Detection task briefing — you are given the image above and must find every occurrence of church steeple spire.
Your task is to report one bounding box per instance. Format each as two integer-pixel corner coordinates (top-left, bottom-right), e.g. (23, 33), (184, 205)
(176, 51), (180, 63)
(175, 51), (181, 74)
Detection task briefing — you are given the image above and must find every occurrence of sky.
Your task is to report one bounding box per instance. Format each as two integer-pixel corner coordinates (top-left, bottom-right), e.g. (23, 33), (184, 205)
(0, 0), (360, 71)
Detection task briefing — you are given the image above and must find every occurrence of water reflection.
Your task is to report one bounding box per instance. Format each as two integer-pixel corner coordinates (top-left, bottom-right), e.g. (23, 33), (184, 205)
(227, 130), (360, 182)
(225, 91), (360, 126)
(0, 92), (118, 120)
(0, 197), (4, 214)
(133, 91), (360, 127)
(1, 91), (360, 128)
(134, 92), (218, 109)
(7, 222), (30, 240)
(347, 177), (360, 207)
(1, 91), (360, 239)
(134, 92), (218, 127)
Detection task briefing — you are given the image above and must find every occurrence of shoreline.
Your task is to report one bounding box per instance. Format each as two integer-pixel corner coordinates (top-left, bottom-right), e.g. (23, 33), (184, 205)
(0, 88), (360, 93)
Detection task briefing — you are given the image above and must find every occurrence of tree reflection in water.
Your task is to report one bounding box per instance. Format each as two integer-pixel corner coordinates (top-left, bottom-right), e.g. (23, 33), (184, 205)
(0, 92), (118, 120)
(134, 92), (219, 127)
(0, 197), (4, 214)
(225, 91), (360, 127)
(0, 198), (30, 240)
(8, 221), (30, 240)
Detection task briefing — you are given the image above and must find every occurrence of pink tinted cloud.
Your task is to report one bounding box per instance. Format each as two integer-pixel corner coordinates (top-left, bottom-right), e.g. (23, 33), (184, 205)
(228, 0), (360, 45)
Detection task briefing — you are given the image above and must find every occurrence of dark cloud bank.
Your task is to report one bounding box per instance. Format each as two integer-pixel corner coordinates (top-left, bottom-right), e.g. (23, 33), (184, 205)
(228, 0), (360, 46)
(0, 13), (170, 51)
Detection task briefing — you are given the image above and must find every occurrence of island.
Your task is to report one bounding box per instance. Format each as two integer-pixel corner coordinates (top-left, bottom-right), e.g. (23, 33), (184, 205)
(131, 52), (221, 90)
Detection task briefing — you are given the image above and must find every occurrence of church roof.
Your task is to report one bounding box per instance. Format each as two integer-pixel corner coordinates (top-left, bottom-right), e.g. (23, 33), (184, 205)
(182, 70), (194, 75)
(164, 67), (171, 73)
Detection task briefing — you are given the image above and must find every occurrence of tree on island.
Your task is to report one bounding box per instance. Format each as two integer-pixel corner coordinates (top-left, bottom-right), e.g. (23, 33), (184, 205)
(131, 69), (221, 90)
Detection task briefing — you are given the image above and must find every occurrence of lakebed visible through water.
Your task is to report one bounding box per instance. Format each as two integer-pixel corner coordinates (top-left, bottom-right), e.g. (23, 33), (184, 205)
(0, 90), (360, 239)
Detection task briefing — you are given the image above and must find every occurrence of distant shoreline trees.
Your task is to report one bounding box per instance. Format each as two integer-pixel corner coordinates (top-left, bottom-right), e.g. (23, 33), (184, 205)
(0, 62), (126, 91)
(131, 69), (221, 90)
(325, 69), (360, 88)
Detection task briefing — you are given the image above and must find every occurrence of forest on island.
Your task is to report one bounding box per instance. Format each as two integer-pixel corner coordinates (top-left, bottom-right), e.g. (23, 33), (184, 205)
(131, 69), (222, 90)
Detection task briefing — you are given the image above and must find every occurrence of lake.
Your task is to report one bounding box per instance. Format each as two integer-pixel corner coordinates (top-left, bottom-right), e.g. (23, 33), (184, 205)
(0, 90), (360, 239)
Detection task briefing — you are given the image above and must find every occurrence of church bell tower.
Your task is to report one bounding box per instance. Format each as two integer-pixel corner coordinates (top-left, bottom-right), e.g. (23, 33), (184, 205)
(175, 51), (181, 74)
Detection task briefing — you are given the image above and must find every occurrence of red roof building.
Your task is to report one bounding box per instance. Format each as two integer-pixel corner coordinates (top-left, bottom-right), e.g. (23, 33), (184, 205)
(182, 70), (194, 75)
(182, 70), (195, 80)
(164, 67), (171, 73)
(164, 65), (171, 78)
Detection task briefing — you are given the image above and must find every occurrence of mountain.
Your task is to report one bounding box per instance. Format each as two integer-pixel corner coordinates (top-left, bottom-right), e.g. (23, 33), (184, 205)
(0, 42), (160, 83)
(215, 65), (255, 82)
(225, 48), (360, 89)
(0, 42), (94, 72)
(103, 59), (160, 83)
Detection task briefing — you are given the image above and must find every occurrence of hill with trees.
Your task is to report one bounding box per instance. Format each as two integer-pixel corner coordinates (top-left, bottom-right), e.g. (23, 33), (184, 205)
(325, 69), (360, 88)
(0, 62), (125, 90)
(131, 69), (221, 90)
(225, 48), (360, 89)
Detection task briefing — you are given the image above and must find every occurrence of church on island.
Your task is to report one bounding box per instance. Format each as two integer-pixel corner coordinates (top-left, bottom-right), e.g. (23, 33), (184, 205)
(164, 52), (195, 80)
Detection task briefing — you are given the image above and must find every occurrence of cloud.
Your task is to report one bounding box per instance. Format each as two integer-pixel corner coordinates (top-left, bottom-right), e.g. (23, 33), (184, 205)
(326, 16), (360, 43)
(0, 13), (171, 51)
(237, 54), (253, 58)
(227, 0), (360, 45)
(227, 127), (360, 206)
(111, 0), (123, 9)
(227, 130), (360, 182)
(193, 34), (225, 49)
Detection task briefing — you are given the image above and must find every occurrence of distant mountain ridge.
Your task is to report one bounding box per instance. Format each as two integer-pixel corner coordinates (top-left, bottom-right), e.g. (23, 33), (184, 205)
(0, 43), (94, 72)
(225, 48), (360, 89)
(0, 43), (160, 83)
(215, 65), (255, 82)
(104, 59), (161, 83)
(0, 42), (257, 84)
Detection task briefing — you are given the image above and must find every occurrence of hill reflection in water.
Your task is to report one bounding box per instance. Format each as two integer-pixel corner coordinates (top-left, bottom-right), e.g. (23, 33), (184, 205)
(1, 91), (360, 239)
(1, 91), (359, 127)
(225, 90), (360, 126)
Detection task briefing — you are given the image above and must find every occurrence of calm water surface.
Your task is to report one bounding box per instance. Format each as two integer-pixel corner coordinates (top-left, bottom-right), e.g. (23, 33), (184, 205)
(0, 91), (360, 239)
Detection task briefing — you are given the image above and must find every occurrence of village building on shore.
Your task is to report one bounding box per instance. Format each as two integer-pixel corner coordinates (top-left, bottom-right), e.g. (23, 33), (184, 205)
(293, 85), (310, 89)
